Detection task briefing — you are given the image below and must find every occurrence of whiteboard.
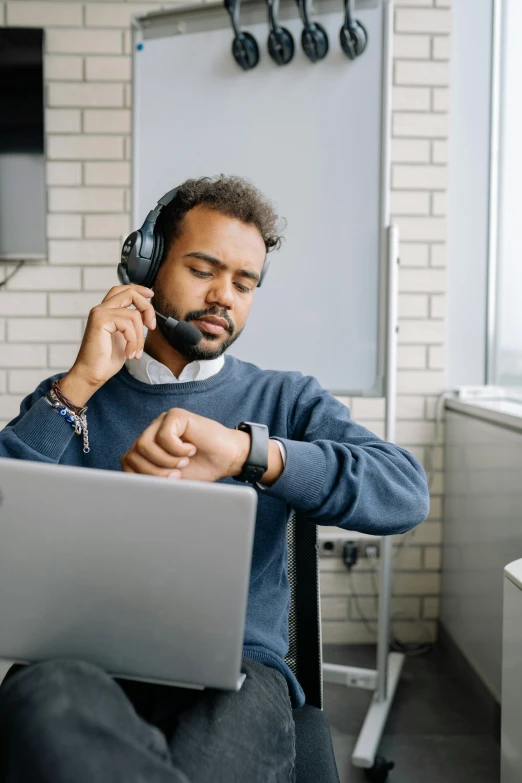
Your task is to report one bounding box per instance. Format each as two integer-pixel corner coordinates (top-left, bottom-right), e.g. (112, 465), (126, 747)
(133, 0), (391, 395)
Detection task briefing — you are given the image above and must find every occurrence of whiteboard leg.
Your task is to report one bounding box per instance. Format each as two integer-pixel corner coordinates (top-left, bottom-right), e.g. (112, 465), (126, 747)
(375, 221), (399, 706)
(351, 652), (406, 769)
(321, 653), (405, 769)
(322, 662), (377, 691)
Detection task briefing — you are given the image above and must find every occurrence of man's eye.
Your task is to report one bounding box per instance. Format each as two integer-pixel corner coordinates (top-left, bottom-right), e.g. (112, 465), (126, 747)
(234, 283), (251, 293)
(190, 268), (211, 278)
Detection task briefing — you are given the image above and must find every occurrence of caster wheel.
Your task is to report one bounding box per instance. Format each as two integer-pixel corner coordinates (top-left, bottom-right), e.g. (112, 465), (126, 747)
(364, 756), (395, 782)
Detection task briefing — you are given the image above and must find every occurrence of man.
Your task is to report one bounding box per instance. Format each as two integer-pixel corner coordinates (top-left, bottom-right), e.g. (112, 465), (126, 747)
(0, 176), (429, 783)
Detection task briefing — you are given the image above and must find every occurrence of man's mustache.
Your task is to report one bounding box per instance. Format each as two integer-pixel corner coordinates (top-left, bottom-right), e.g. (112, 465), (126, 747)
(185, 307), (235, 335)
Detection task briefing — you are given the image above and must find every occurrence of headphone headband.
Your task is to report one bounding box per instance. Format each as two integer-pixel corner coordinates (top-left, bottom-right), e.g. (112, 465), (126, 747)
(118, 185), (269, 289)
(157, 187), (180, 208)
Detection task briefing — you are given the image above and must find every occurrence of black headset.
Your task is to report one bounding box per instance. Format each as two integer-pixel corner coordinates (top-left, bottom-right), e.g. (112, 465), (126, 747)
(295, 0), (328, 63)
(340, 0), (367, 60)
(224, 0), (260, 71)
(267, 0), (294, 66)
(118, 187), (270, 290)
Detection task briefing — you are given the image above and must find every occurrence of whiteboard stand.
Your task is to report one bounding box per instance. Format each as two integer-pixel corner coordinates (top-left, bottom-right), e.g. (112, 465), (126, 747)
(322, 224), (404, 775)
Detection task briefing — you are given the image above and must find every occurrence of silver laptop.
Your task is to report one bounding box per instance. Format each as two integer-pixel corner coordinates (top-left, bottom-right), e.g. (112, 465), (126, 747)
(0, 458), (257, 691)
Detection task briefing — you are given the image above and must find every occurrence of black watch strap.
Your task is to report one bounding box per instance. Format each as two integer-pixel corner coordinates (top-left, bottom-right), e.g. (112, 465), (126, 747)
(235, 422), (269, 484)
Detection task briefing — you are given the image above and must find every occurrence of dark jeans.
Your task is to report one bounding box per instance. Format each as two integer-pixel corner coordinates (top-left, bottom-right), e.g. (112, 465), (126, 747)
(0, 657), (296, 783)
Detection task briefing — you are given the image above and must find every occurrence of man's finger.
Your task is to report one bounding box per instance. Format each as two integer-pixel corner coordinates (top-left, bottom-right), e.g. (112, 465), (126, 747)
(155, 410), (196, 458)
(99, 288), (156, 331)
(135, 437), (189, 470)
(123, 450), (186, 478)
(101, 284), (154, 304)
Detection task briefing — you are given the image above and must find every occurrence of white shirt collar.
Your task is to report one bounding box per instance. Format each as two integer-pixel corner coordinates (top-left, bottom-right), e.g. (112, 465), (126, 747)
(125, 350), (225, 385)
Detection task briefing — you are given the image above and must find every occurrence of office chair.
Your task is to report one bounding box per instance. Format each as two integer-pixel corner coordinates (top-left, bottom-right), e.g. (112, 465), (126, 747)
(286, 513), (340, 783)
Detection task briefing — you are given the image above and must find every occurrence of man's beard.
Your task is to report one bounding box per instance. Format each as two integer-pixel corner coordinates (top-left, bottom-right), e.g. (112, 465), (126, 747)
(152, 289), (244, 361)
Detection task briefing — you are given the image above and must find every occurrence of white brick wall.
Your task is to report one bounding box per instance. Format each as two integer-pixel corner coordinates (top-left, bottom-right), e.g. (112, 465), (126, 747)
(1, 0), (450, 645)
(45, 55), (83, 81)
(48, 187), (125, 212)
(6, 2), (83, 27)
(46, 162), (83, 185)
(85, 56), (131, 82)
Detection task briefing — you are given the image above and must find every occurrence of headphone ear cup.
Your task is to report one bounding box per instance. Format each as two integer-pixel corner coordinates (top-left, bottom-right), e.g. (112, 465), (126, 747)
(232, 32), (260, 70)
(143, 230), (164, 289)
(353, 20), (368, 56)
(268, 27), (295, 66)
(301, 22), (329, 63)
(121, 230), (147, 285)
(340, 20), (367, 60)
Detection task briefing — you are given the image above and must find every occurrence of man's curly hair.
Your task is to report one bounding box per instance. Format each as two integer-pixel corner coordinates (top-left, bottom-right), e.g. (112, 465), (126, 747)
(156, 175), (284, 259)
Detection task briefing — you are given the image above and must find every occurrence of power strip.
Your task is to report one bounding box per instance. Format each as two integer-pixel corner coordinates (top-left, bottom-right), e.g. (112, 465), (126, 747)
(320, 538), (380, 559)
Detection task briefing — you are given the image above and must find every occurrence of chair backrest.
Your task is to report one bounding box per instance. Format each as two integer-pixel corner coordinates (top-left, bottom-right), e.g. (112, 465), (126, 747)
(285, 513), (323, 709)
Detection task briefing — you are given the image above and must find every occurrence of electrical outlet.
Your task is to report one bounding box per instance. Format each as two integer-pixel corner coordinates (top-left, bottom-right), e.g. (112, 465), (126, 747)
(319, 539), (344, 557)
(319, 539), (380, 559)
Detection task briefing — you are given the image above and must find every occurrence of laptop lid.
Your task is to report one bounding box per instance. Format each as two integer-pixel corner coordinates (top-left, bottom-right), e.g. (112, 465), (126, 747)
(0, 458), (257, 691)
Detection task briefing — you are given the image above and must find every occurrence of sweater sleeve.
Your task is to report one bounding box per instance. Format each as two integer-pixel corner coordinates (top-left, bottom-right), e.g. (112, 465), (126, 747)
(262, 375), (430, 535)
(0, 376), (76, 463)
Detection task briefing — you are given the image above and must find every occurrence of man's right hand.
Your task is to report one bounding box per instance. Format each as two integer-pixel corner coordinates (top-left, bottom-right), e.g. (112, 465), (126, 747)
(59, 285), (157, 407)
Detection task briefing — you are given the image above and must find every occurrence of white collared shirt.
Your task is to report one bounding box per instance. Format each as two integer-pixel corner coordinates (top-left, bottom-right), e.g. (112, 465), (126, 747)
(126, 351), (225, 385)
(125, 351), (286, 486)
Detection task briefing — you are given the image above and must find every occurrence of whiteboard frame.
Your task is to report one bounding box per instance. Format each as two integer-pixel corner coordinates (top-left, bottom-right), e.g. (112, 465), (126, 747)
(131, 0), (393, 398)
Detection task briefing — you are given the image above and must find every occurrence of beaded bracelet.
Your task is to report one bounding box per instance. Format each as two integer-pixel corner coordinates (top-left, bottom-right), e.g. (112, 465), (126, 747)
(45, 384), (90, 454)
(50, 380), (87, 415)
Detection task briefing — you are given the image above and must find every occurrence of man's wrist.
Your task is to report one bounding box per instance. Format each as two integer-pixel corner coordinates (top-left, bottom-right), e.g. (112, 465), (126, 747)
(259, 439), (284, 486)
(59, 369), (101, 408)
(230, 429), (252, 478)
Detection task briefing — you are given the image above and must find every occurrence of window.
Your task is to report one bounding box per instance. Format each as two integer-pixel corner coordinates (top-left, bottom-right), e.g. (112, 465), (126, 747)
(491, 0), (522, 388)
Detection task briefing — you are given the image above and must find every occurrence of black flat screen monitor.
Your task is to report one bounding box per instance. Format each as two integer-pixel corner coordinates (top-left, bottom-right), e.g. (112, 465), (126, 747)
(0, 28), (44, 154)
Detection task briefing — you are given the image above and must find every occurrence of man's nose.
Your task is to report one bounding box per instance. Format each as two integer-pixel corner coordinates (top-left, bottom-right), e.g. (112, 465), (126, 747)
(206, 277), (234, 309)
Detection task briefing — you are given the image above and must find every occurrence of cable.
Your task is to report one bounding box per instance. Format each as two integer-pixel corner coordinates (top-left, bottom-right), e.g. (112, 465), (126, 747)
(0, 260), (26, 289)
(342, 544), (434, 656)
(366, 545), (434, 657)
(342, 541), (378, 635)
(346, 568), (378, 637)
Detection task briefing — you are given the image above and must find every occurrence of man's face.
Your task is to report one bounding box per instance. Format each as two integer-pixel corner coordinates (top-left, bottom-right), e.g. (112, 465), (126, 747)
(152, 205), (266, 361)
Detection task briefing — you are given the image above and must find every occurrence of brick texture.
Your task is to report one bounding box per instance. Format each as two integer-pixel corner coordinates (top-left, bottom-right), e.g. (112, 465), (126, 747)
(0, 0), (451, 645)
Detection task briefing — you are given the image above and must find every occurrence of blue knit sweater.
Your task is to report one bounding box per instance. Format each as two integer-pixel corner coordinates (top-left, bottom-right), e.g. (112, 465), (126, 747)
(0, 355), (429, 707)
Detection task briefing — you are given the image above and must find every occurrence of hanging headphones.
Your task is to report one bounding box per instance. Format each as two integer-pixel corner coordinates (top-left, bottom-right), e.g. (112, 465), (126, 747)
(266, 0), (294, 66)
(295, 0), (328, 63)
(118, 186), (270, 289)
(340, 0), (367, 60)
(224, 0), (260, 71)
